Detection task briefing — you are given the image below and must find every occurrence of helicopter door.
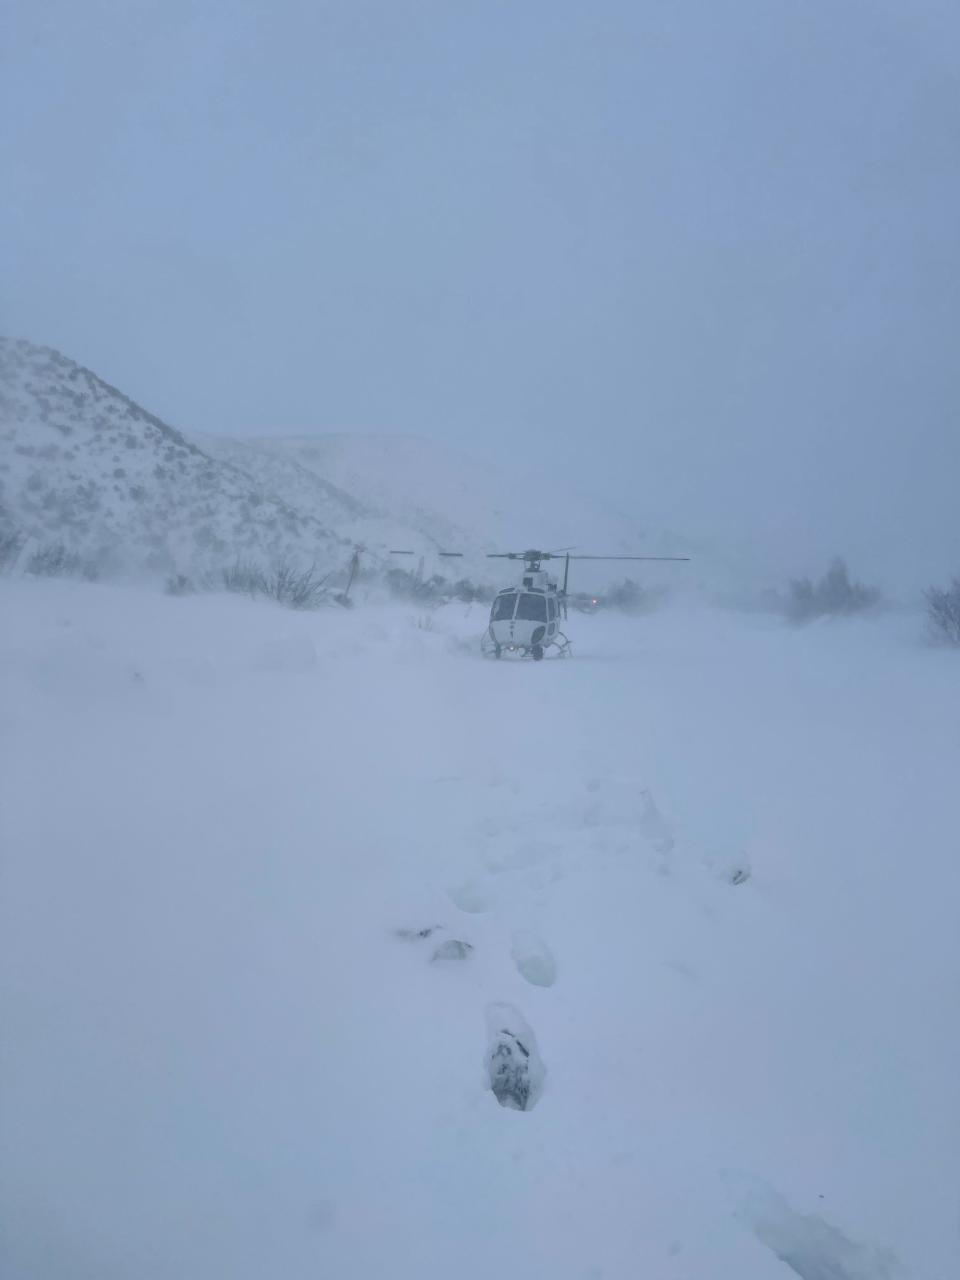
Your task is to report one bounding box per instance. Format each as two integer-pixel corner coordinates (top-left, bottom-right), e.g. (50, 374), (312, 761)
(546, 594), (558, 638)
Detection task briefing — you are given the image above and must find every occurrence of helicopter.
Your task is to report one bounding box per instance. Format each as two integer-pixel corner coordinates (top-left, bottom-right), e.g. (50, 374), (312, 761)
(390, 547), (690, 660)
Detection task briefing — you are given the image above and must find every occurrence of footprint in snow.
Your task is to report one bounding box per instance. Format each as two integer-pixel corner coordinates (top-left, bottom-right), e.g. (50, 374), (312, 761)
(485, 1003), (546, 1111)
(431, 939), (473, 962)
(725, 1173), (904, 1280)
(702, 849), (752, 886)
(448, 880), (497, 913)
(510, 931), (557, 987)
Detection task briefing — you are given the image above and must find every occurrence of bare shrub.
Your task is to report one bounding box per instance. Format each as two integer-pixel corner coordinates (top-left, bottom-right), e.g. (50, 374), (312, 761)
(264, 562), (331, 609)
(221, 559), (330, 608)
(222, 560), (268, 598)
(785, 558), (880, 624)
(925, 577), (960, 647)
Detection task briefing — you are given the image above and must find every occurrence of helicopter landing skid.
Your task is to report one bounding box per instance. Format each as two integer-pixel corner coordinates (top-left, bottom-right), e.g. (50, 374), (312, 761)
(481, 633), (572, 660)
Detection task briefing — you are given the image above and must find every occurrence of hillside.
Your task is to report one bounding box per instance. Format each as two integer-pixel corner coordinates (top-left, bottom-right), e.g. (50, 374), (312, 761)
(0, 339), (355, 576)
(207, 433), (697, 590)
(1, 338), (696, 593)
(193, 432), (463, 578)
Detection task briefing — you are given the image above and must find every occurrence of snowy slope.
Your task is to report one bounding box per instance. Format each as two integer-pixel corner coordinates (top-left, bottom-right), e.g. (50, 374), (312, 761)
(2, 578), (957, 1279)
(213, 432), (698, 590)
(1, 338), (696, 592)
(0, 338), (357, 575)
(193, 431), (476, 576)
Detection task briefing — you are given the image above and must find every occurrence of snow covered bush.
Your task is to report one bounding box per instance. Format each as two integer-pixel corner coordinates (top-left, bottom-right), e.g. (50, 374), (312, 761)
(386, 566), (450, 602)
(165, 573), (195, 596)
(0, 527), (24, 573)
(451, 577), (489, 603)
(604, 577), (668, 614)
(386, 568), (489, 604)
(925, 576), (960, 647)
(25, 542), (99, 581)
(785, 558), (880, 624)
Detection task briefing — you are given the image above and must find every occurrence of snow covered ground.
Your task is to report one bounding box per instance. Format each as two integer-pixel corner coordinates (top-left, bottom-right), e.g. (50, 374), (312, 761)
(2, 579), (957, 1279)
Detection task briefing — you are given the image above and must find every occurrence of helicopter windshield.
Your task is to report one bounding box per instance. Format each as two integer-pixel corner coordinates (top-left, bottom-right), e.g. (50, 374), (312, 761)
(491, 592), (518, 621)
(516, 593), (548, 622)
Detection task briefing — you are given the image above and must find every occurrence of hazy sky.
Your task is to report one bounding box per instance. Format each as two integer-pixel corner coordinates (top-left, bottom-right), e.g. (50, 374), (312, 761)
(3, 0), (958, 583)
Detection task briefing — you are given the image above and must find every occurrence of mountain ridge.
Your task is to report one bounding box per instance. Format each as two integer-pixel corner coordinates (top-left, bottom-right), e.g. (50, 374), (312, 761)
(1, 336), (695, 589)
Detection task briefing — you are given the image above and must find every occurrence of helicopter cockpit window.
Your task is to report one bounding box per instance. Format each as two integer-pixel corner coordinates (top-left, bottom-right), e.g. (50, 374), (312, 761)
(516, 593), (548, 622)
(492, 592), (518, 621)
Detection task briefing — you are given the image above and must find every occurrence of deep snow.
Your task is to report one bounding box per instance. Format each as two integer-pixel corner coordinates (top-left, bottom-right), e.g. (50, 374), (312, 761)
(1, 579), (957, 1278)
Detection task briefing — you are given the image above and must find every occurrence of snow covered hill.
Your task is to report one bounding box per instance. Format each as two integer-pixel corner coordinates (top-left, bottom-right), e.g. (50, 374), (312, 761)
(2, 578), (957, 1278)
(192, 430), (486, 580)
(1, 338), (696, 592)
(209, 432), (694, 577)
(0, 337), (362, 576)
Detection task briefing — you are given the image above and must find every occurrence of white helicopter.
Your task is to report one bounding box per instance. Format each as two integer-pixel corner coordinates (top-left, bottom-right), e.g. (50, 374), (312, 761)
(480, 548), (689, 660)
(392, 546), (690, 660)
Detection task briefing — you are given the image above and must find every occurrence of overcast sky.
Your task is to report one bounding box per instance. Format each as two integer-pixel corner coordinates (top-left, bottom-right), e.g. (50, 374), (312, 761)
(3, 0), (958, 585)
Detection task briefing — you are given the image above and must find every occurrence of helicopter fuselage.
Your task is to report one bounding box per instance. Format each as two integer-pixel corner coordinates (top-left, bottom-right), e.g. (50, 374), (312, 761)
(484, 569), (567, 660)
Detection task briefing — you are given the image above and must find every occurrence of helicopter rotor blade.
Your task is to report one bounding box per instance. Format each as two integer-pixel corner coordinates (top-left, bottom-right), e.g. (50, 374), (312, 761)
(392, 548), (464, 557)
(484, 548), (690, 563)
(566, 554), (691, 562)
